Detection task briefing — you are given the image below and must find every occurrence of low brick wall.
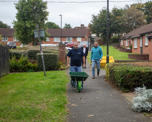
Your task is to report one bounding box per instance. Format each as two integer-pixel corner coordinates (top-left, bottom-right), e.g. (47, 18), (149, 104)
(0, 45), (9, 77)
(59, 43), (66, 64)
(128, 54), (149, 61)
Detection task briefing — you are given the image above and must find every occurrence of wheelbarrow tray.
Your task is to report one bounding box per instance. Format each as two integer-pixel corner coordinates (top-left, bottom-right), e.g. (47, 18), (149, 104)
(70, 72), (89, 81)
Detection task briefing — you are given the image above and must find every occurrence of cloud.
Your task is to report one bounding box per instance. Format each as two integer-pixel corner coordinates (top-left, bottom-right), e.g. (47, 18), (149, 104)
(0, 0), (134, 28)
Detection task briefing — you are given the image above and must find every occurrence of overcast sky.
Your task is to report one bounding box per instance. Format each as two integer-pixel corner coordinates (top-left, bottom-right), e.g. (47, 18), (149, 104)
(0, 0), (140, 28)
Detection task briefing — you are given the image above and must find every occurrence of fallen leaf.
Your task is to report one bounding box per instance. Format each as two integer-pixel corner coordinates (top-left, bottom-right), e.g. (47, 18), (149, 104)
(71, 104), (78, 107)
(88, 114), (95, 117)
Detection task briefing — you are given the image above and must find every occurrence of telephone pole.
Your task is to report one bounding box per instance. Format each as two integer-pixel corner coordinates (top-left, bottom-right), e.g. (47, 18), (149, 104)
(59, 14), (63, 43)
(106, 0), (110, 63)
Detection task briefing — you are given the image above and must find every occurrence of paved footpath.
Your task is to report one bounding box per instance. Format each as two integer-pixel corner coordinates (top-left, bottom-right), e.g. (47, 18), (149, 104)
(67, 64), (151, 122)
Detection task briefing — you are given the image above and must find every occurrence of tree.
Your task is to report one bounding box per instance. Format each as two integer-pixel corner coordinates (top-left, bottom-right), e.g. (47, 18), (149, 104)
(90, 10), (109, 42)
(0, 21), (10, 28)
(90, 5), (147, 43)
(90, 9), (124, 42)
(45, 22), (60, 29)
(14, 0), (48, 45)
(144, 1), (152, 24)
(123, 7), (146, 32)
(111, 8), (125, 34)
(64, 24), (72, 29)
(131, 3), (144, 11)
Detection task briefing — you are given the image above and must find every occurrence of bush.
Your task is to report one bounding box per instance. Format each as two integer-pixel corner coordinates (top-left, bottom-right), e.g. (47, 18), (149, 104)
(106, 63), (152, 91)
(111, 35), (120, 43)
(37, 53), (59, 70)
(58, 61), (66, 70)
(132, 87), (152, 112)
(27, 50), (40, 60)
(27, 50), (56, 60)
(10, 56), (38, 72)
(9, 51), (27, 59)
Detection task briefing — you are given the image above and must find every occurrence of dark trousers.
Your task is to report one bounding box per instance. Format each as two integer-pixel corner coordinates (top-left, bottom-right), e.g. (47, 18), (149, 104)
(82, 56), (87, 66)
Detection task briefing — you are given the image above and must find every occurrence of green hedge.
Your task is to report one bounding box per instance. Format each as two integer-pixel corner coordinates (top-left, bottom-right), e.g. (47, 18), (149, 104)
(27, 50), (40, 60)
(9, 51), (27, 59)
(106, 63), (152, 91)
(37, 53), (59, 70)
(27, 50), (57, 60)
(10, 56), (38, 72)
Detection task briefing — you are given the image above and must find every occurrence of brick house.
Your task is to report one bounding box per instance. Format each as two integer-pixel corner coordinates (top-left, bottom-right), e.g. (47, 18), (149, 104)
(43, 26), (90, 45)
(120, 33), (133, 50)
(0, 25), (90, 46)
(0, 28), (14, 44)
(121, 23), (152, 60)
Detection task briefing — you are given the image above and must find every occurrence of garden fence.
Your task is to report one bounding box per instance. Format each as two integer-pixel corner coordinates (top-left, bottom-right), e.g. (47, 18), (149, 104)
(0, 45), (9, 77)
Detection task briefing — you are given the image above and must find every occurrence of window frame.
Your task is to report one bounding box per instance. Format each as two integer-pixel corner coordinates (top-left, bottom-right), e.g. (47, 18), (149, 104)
(53, 37), (60, 42)
(46, 37), (50, 42)
(13, 37), (19, 42)
(66, 37), (72, 42)
(134, 38), (137, 49)
(77, 37), (82, 42)
(145, 34), (149, 46)
(2, 36), (8, 42)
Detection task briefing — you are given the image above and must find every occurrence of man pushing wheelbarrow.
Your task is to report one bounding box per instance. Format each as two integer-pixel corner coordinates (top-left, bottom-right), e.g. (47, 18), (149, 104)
(67, 42), (88, 92)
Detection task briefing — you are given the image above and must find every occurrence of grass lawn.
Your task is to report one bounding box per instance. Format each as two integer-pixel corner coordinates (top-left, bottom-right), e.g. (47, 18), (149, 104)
(0, 71), (69, 122)
(88, 45), (131, 62)
(101, 45), (131, 60)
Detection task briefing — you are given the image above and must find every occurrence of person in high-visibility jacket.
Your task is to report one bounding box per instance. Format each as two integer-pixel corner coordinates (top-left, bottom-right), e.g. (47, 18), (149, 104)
(91, 41), (103, 79)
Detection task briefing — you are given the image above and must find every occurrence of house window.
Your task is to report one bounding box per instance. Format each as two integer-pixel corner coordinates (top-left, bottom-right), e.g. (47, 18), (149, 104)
(77, 37), (82, 42)
(120, 40), (123, 45)
(134, 38), (137, 48)
(46, 37), (50, 42)
(13, 37), (19, 42)
(145, 35), (149, 46)
(54, 37), (60, 42)
(66, 37), (72, 42)
(2, 36), (8, 42)
(126, 40), (128, 46)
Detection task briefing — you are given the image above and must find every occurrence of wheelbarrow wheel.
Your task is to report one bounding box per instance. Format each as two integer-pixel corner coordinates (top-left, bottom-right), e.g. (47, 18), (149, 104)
(77, 81), (82, 92)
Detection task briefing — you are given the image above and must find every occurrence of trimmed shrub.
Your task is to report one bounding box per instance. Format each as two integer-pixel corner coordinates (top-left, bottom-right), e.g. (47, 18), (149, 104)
(37, 53), (59, 70)
(9, 51), (27, 59)
(10, 56), (38, 72)
(27, 50), (57, 60)
(107, 63), (152, 91)
(27, 50), (40, 60)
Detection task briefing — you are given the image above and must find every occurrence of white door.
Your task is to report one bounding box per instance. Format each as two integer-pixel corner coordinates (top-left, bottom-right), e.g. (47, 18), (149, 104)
(140, 37), (143, 47)
(140, 37), (143, 54)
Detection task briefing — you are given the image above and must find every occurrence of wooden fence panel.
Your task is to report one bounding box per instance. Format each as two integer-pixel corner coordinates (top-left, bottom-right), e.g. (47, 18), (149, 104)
(0, 45), (9, 77)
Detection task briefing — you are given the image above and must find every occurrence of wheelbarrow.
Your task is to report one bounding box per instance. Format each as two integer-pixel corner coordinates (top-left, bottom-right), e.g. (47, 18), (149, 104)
(69, 72), (89, 92)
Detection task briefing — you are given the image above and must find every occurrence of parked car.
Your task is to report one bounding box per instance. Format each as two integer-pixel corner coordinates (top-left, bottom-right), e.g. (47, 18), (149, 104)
(66, 42), (74, 48)
(65, 47), (72, 51)
(7, 41), (16, 49)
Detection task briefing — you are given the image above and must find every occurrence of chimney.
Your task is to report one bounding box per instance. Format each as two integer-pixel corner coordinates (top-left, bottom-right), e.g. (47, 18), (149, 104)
(81, 24), (84, 27)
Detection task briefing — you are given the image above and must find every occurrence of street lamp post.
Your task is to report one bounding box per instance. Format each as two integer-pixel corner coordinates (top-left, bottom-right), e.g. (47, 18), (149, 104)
(59, 14), (63, 43)
(106, 0), (110, 64)
(34, 25), (46, 76)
